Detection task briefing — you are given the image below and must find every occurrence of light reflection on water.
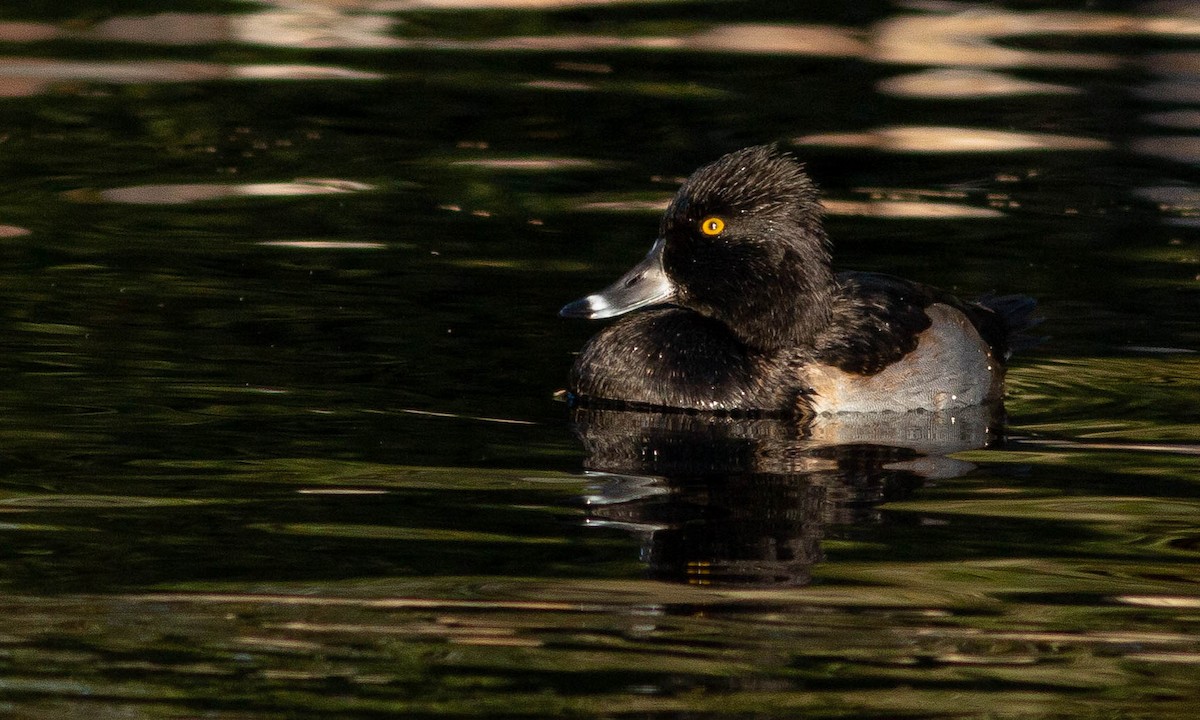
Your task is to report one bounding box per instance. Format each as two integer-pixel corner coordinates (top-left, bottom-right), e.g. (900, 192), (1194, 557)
(794, 125), (1112, 153)
(0, 0), (1197, 718)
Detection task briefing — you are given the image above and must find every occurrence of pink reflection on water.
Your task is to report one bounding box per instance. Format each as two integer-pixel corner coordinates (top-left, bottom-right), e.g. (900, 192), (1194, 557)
(0, 20), (59, 42)
(822, 199), (1003, 219)
(0, 225), (32, 238)
(795, 126), (1110, 153)
(1133, 48), (1200, 165)
(0, 59), (381, 97)
(71, 179), (375, 205)
(878, 69), (1080, 99)
(870, 10), (1197, 70)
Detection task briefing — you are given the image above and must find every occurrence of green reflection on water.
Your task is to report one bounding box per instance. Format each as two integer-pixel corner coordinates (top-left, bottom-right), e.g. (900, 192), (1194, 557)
(0, 0), (1198, 718)
(1009, 356), (1200, 441)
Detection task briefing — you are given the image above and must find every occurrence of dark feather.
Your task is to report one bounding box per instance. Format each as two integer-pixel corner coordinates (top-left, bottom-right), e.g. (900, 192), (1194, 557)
(562, 146), (1038, 414)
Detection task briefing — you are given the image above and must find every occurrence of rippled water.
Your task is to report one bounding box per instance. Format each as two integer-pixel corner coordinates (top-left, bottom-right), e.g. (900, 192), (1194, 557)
(0, 1), (1198, 717)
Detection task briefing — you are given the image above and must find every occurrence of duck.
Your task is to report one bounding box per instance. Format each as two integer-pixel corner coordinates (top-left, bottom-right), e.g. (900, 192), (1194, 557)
(560, 145), (1036, 417)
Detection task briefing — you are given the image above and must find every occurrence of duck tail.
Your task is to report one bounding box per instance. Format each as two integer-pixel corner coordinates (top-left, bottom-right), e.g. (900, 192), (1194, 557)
(977, 294), (1042, 356)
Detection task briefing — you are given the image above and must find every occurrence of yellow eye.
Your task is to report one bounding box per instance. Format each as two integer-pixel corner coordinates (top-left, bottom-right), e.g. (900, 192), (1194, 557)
(699, 216), (725, 236)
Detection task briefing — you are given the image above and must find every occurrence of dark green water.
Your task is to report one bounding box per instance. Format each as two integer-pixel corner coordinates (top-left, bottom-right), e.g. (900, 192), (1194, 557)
(1, 1), (1198, 717)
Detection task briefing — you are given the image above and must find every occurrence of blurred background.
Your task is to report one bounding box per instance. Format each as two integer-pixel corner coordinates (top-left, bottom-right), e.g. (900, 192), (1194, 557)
(0, 1), (1197, 718)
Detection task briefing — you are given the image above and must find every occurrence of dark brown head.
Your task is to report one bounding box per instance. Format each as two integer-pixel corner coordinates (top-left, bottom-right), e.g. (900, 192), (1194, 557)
(562, 146), (835, 352)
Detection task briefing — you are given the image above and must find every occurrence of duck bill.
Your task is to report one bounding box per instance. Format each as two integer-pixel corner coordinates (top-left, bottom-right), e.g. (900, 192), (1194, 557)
(560, 238), (676, 319)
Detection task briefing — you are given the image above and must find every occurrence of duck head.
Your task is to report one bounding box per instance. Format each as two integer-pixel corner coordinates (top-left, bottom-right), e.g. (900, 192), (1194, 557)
(561, 145), (834, 352)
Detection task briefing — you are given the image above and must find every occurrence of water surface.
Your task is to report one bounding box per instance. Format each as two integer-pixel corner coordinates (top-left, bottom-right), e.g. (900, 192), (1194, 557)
(0, 1), (1198, 717)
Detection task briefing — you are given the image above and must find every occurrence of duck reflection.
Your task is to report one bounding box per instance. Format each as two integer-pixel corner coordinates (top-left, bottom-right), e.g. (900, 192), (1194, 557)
(573, 405), (1001, 586)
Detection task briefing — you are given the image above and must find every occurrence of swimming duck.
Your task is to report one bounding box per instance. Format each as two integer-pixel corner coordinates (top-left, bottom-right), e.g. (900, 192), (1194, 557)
(560, 145), (1035, 417)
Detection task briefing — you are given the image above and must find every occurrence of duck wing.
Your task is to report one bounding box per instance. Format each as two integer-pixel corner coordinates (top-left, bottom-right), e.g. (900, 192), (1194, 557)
(816, 271), (1031, 375)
